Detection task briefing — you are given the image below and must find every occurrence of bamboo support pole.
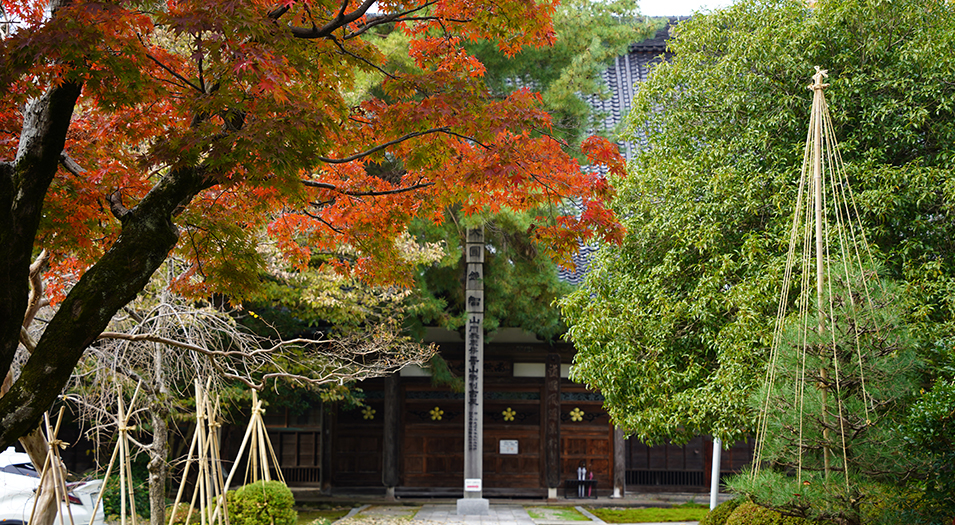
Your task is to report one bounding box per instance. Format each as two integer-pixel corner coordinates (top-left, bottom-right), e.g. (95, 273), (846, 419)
(168, 419), (201, 525)
(810, 67), (832, 479)
(89, 432), (122, 525)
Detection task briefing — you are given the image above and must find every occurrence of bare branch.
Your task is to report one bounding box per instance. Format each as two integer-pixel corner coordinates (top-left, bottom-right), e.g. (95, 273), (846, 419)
(328, 34), (399, 81)
(301, 180), (434, 197)
(58, 153), (85, 176)
(18, 327), (36, 353)
(23, 250), (49, 329)
(108, 190), (130, 221)
(267, 4), (290, 20)
(315, 127), (452, 164)
(345, 13), (471, 40)
(303, 209), (345, 233)
(287, 0), (379, 39)
(137, 35), (204, 93)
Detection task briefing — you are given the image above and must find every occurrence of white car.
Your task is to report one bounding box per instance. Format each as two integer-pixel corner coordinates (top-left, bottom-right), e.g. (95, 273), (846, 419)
(0, 447), (105, 525)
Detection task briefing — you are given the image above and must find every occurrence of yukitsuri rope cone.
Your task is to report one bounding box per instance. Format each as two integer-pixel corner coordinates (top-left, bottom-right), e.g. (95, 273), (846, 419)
(747, 67), (912, 522)
(168, 379), (230, 525)
(87, 383), (145, 525)
(29, 407), (75, 525)
(207, 389), (285, 525)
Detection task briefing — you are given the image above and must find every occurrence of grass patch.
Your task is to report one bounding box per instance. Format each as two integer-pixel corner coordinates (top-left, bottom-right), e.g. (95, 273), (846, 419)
(525, 506), (591, 521)
(296, 507), (352, 525)
(586, 506), (709, 523)
(674, 502), (708, 509)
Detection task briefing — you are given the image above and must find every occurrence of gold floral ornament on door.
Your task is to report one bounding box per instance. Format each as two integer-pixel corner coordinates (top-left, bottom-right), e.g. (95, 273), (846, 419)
(569, 408), (584, 422)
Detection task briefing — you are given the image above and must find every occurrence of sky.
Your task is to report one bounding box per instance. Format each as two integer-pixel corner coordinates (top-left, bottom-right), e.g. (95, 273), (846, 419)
(639, 0), (735, 16)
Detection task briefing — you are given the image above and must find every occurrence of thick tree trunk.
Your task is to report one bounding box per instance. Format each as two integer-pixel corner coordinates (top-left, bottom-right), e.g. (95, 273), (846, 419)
(0, 161), (214, 448)
(0, 80), (82, 393)
(20, 427), (69, 525)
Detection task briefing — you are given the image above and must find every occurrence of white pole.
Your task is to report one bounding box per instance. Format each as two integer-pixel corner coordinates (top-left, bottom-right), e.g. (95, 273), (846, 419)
(709, 438), (722, 510)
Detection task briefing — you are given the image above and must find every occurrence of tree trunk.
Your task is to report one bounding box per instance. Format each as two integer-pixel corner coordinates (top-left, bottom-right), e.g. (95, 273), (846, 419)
(148, 410), (169, 525)
(0, 161), (214, 448)
(148, 342), (170, 525)
(19, 427), (69, 525)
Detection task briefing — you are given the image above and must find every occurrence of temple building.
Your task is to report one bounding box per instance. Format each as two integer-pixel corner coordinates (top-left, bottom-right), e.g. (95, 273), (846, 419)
(252, 22), (754, 498)
(257, 327), (753, 497)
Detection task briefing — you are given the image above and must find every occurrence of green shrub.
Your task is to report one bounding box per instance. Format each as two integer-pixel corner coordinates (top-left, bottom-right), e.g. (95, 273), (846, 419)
(101, 454), (151, 520)
(700, 498), (744, 525)
(725, 502), (816, 525)
(900, 378), (955, 524)
(227, 480), (297, 525)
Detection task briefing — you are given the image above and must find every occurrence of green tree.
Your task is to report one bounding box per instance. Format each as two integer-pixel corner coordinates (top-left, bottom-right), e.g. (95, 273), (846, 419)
(727, 270), (922, 524)
(410, 211), (573, 342)
(899, 369), (955, 523)
(560, 0), (955, 445)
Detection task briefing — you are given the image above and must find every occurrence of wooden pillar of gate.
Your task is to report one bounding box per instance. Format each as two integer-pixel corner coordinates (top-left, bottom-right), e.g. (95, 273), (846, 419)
(382, 374), (400, 500)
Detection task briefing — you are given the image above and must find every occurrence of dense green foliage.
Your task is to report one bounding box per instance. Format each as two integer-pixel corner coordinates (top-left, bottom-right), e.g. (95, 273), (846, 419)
(227, 481), (297, 525)
(727, 270), (924, 523)
(725, 503), (817, 525)
(701, 499), (744, 525)
(410, 212), (573, 341)
(897, 376), (955, 523)
(560, 0), (955, 446)
(101, 453), (151, 520)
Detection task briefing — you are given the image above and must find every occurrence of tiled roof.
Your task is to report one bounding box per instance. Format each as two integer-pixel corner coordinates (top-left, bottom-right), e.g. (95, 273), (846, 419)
(557, 20), (680, 286)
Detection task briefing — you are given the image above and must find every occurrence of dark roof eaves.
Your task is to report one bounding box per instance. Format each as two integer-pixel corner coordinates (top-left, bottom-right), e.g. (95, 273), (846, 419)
(628, 15), (690, 53)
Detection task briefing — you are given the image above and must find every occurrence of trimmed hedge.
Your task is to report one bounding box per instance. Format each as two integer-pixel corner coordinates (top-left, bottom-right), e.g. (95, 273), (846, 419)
(227, 480), (297, 525)
(701, 499), (744, 525)
(725, 502), (816, 525)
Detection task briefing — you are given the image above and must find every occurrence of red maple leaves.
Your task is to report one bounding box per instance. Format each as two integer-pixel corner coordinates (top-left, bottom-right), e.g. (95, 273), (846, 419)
(1, 0), (626, 300)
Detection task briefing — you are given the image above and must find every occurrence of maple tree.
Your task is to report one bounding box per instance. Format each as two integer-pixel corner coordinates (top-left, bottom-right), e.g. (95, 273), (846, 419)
(0, 0), (626, 449)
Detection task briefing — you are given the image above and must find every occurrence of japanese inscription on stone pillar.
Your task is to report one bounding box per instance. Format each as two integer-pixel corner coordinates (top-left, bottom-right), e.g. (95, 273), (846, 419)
(463, 227), (484, 495)
(544, 353), (561, 490)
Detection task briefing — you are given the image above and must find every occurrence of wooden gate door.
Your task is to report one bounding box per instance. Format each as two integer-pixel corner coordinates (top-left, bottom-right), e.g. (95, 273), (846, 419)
(560, 390), (612, 495)
(482, 390), (543, 492)
(329, 400), (384, 486)
(402, 390), (465, 488)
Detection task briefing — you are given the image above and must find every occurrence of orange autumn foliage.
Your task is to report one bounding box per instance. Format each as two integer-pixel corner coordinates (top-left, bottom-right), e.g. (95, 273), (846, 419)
(2, 0), (623, 300)
(0, 0), (624, 445)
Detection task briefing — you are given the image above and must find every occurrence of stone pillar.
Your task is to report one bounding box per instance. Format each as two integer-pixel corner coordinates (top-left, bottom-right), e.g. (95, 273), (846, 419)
(613, 427), (625, 498)
(544, 353), (561, 501)
(457, 227), (489, 515)
(382, 374), (399, 500)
